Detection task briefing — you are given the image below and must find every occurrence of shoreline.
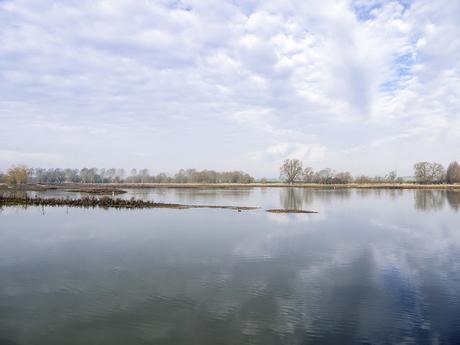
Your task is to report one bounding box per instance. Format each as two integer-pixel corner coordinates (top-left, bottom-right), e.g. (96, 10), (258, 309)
(2, 182), (460, 191)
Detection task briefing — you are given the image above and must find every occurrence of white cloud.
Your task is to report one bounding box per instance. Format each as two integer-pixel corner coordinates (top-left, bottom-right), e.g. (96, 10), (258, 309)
(0, 0), (459, 176)
(249, 142), (327, 173)
(0, 150), (61, 166)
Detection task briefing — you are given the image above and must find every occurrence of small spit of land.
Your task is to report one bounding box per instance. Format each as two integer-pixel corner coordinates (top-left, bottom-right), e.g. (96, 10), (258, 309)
(65, 188), (127, 195)
(266, 209), (318, 214)
(0, 195), (259, 211)
(0, 195), (320, 214)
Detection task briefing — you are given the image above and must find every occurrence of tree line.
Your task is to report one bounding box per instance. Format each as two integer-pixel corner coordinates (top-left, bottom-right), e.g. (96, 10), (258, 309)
(0, 166), (255, 185)
(2, 160), (460, 186)
(279, 159), (460, 184)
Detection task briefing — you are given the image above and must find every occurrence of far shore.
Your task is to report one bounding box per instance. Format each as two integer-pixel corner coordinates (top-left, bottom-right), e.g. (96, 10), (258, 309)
(1, 182), (460, 191)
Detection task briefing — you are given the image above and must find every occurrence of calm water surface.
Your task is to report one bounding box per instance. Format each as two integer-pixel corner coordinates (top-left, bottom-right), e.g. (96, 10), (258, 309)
(1, 188), (459, 344)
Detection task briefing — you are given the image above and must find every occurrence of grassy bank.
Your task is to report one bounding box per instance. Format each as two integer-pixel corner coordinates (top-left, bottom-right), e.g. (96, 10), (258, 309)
(2, 182), (460, 190)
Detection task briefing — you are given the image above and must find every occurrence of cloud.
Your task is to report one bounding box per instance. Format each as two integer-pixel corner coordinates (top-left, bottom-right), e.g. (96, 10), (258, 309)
(249, 142), (327, 168)
(0, 0), (459, 176)
(0, 150), (61, 166)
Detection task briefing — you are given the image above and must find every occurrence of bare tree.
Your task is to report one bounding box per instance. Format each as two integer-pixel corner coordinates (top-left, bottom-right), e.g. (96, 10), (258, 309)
(317, 168), (334, 184)
(64, 169), (80, 183)
(414, 162), (432, 183)
(5, 165), (29, 185)
(106, 168), (117, 183)
(385, 170), (397, 182)
(116, 168), (125, 182)
(302, 167), (315, 183)
(446, 161), (460, 183)
(414, 162), (445, 184)
(334, 171), (353, 184)
(139, 169), (150, 183)
(280, 159), (303, 184)
(430, 163), (445, 183)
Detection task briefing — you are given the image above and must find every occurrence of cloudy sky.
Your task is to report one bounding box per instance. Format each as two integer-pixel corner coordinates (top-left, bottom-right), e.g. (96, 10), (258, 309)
(0, 0), (459, 177)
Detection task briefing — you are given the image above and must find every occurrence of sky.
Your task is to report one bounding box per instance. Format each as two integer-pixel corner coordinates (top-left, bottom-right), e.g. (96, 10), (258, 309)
(0, 0), (459, 177)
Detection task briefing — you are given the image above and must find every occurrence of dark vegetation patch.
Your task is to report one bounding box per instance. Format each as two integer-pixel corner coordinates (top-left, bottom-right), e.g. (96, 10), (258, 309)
(0, 195), (258, 211)
(65, 188), (127, 194)
(266, 209), (318, 214)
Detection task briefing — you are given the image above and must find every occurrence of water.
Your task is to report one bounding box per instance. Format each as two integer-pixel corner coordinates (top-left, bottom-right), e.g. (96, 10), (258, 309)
(1, 188), (459, 344)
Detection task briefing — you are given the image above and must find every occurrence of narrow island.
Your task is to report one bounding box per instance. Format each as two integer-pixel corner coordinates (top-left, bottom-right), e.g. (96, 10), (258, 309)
(0, 195), (260, 212)
(0, 195), (321, 214)
(266, 209), (318, 214)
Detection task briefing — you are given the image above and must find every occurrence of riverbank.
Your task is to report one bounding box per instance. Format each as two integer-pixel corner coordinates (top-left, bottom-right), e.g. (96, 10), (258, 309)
(1, 182), (460, 191)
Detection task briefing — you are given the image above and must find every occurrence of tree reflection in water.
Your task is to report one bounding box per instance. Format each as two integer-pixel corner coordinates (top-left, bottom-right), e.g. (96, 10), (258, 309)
(415, 190), (445, 211)
(446, 190), (460, 211)
(280, 188), (352, 210)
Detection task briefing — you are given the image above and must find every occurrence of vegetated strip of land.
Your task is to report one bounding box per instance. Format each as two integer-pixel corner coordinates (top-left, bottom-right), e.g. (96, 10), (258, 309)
(266, 209), (318, 214)
(0, 195), (259, 211)
(2, 182), (460, 191)
(65, 188), (127, 194)
(0, 195), (319, 213)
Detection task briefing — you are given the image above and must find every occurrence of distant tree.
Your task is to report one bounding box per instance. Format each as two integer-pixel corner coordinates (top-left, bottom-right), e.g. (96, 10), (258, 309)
(174, 169), (188, 183)
(54, 169), (66, 183)
(139, 169), (150, 183)
(446, 161), (460, 183)
(280, 159), (303, 184)
(116, 168), (125, 182)
(317, 168), (334, 184)
(105, 168), (116, 183)
(355, 175), (373, 184)
(99, 168), (107, 182)
(334, 171), (353, 184)
(385, 170), (397, 182)
(64, 168), (80, 183)
(33, 168), (46, 183)
(80, 168), (89, 183)
(302, 167), (315, 183)
(430, 163), (445, 183)
(155, 172), (170, 183)
(127, 169), (139, 183)
(92, 168), (102, 183)
(414, 162), (432, 183)
(414, 162), (445, 184)
(374, 175), (384, 183)
(5, 165), (29, 185)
